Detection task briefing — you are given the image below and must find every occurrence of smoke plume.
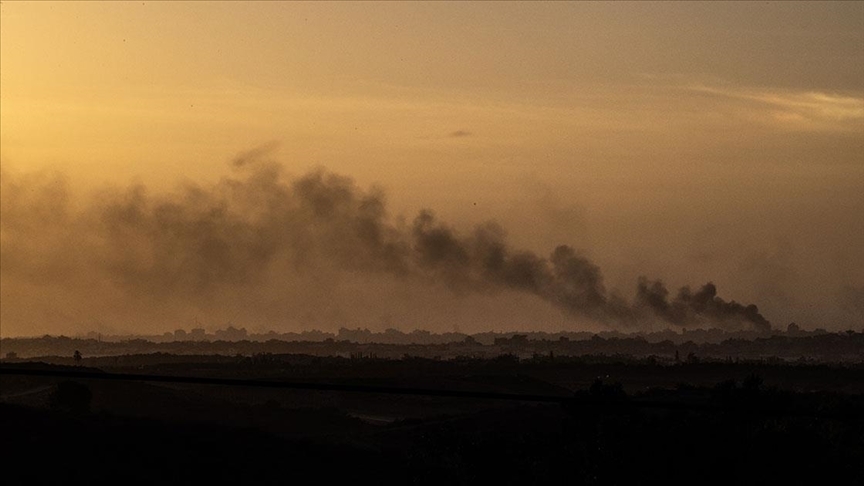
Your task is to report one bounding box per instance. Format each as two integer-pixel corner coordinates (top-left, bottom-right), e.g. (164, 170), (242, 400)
(0, 160), (771, 332)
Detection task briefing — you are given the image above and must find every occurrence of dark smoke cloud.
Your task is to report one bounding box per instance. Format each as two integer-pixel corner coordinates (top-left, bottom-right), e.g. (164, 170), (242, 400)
(635, 278), (771, 332)
(0, 160), (771, 331)
(231, 140), (280, 168)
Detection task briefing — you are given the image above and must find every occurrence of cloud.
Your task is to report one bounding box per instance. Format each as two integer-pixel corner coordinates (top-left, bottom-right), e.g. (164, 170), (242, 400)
(231, 141), (280, 167)
(0, 159), (772, 333)
(688, 84), (864, 130)
(448, 130), (473, 138)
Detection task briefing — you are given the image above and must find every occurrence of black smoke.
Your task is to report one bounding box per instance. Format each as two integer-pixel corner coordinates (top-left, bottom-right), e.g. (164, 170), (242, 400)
(0, 160), (771, 331)
(635, 278), (771, 332)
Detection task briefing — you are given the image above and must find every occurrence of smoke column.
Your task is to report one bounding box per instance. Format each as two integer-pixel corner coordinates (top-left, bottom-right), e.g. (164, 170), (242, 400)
(0, 159), (771, 332)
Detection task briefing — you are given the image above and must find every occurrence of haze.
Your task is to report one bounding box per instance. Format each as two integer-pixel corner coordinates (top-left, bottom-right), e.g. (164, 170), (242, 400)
(1, 2), (862, 336)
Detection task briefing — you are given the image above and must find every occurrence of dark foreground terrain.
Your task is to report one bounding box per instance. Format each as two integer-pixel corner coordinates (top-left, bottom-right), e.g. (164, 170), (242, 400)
(2, 355), (863, 485)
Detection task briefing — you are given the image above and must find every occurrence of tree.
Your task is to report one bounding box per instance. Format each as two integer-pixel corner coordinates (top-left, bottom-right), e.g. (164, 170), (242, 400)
(73, 350), (82, 364)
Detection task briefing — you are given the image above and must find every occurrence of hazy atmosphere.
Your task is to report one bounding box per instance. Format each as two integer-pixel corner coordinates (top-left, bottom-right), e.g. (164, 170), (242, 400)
(2, 1), (862, 336)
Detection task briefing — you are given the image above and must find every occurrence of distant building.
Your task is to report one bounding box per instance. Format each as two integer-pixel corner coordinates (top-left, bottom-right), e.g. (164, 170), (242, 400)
(215, 326), (248, 341)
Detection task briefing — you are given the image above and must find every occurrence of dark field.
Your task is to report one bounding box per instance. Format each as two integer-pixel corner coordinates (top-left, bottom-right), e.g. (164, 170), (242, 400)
(2, 345), (863, 485)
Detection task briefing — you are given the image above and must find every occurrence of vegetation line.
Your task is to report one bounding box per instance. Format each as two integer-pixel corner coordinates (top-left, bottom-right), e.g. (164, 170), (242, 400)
(3, 366), (857, 420)
(0, 367), (568, 402)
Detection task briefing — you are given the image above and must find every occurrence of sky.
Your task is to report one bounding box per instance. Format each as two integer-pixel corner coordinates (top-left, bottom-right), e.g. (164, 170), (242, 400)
(1, 1), (862, 336)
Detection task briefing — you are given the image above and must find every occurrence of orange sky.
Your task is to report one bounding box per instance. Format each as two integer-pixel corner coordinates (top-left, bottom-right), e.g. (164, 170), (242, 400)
(1, 2), (862, 336)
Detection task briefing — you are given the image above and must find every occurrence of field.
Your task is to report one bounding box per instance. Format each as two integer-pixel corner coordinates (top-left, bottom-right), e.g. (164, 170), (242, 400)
(2, 341), (863, 485)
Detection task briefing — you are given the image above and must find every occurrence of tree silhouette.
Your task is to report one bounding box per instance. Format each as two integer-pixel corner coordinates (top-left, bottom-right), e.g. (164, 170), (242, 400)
(73, 350), (82, 364)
